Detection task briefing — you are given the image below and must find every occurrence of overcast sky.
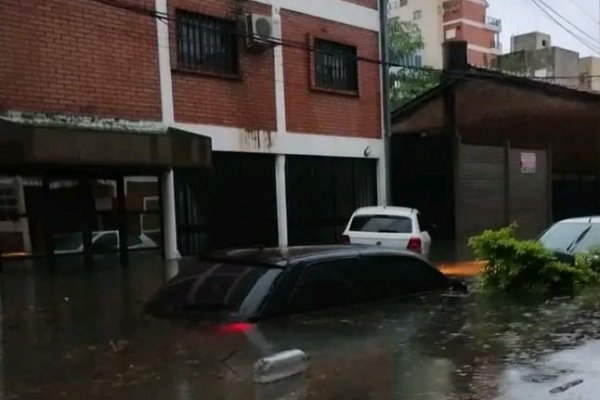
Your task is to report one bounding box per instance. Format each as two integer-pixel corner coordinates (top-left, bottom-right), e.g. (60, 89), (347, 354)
(488, 0), (600, 57)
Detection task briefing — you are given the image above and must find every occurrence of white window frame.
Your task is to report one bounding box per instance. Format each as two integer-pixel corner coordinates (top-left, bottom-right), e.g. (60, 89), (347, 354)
(140, 196), (161, 234)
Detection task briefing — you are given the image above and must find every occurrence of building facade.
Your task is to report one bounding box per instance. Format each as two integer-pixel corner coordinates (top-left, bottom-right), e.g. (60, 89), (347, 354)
(579, 56), (600, 92)
(495, 32), (587, 89)
(0, 0), (386, 262)
(388, 0), (502, 68)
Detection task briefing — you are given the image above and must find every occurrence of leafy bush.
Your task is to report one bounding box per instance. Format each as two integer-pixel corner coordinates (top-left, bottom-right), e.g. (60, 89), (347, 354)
(468, 225), (598, 293)
(575, 246), (600, 274)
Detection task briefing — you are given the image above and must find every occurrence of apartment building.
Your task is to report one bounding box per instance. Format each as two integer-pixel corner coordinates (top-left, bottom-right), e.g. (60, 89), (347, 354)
(579, 57), (600, 92)
(496, 32), (600, 91)
(388, 0), (502, 68)
(0, 0), (385, 263)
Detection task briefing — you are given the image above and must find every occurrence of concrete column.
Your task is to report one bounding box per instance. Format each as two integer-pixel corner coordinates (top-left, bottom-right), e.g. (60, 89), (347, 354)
(162, 170), (180, 260)
(275, 155), (288, 247)
(155, 0), (174, 125)
(13, 176), (31, 253)
(377, 153), (389, 206)
(272, 5), (287, 135)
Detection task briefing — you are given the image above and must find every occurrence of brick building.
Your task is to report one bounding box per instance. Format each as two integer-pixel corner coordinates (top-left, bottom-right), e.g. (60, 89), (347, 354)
(391, 42), (600, 261)
(0, 0), (386, 262)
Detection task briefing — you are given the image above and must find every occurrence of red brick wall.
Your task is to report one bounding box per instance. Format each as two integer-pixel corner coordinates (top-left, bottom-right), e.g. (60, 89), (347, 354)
(0, 0), (161, 120)
(170, 0), (276, 131)
(282, 10), (381, 138)
(458, 1), (486, 23)
(459, 24), (495, 49)
(443, 0), (485, 22)
(467, 49), (494, 67)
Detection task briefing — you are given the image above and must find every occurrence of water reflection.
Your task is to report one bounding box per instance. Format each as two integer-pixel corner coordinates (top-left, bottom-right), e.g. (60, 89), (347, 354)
(1, 258), (600, 399)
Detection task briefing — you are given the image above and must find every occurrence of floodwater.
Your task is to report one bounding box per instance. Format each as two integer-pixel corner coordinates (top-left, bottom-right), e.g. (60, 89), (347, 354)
(2, 255), (600, 400)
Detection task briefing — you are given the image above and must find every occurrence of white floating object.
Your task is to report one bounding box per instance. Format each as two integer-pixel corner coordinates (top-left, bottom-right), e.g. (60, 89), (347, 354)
(253, 349), (309, 384)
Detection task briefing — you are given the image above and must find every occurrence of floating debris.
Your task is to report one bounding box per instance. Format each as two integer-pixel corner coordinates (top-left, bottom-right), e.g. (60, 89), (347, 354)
(549, 379), (584, 394)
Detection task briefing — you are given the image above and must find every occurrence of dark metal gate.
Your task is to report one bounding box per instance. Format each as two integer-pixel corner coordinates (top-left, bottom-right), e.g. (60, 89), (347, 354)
(175, 153), (278, 256)
(286, 156), (377, 245)
(456, 144), (549, 240)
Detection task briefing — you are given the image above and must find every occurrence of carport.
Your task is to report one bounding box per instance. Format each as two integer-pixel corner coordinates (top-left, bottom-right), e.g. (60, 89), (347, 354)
(391, 42), (600, 259)
(0, 119), (212, 266)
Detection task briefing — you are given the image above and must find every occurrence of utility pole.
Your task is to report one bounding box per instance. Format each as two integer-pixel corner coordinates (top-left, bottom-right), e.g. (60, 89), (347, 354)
(380, 0), (392, 206)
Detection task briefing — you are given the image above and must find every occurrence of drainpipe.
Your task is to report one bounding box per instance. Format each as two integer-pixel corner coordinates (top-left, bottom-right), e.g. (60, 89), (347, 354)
(380, 0), (392, 206)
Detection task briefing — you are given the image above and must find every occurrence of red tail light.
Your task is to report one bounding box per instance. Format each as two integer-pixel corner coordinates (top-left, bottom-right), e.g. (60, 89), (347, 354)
(341, 235), (350, 244)
(217, 322), (254, 334)
(407, 237), (422, 254)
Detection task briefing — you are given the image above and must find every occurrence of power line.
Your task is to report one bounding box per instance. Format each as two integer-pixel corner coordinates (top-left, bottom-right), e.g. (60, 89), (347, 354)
(81, 0), (600, 89)
(534, 0), (600, 50)
(528, 0), (600, 55)
(84, 0), (430, 71)
(535, 0), (599, 45)
(535, 0), (599, 44)
(569, 0), (600, 26)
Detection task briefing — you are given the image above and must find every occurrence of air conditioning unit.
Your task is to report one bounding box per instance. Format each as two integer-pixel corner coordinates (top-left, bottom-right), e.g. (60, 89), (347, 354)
(245, 13), (277, 50)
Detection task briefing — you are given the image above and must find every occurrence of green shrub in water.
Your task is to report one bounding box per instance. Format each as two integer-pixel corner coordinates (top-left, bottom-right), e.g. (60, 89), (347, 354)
(468, 225), (598, 293)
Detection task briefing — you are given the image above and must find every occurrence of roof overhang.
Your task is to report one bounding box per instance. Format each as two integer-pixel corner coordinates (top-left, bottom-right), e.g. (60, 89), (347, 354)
(0, 119), (212, 169)
(391, 70), (600, 138)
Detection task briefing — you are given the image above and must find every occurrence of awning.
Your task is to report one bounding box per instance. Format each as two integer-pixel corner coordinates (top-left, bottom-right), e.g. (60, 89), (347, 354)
(0, 119), (212, 169)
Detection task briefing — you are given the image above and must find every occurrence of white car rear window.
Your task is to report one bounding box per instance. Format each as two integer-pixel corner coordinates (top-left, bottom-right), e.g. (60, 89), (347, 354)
(349, 215), (412, 233)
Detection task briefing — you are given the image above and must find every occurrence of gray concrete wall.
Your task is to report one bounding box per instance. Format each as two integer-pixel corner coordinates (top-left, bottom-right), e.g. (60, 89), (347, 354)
(579, 57), (600, 91)
(511, 32), (551, 52)
(552, 47), (580, 87)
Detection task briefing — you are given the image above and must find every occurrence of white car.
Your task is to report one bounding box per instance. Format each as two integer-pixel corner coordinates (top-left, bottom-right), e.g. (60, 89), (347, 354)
(54, 231), (158, 255)
(538, 217), (600, 256)
(342, 206), (432, 257)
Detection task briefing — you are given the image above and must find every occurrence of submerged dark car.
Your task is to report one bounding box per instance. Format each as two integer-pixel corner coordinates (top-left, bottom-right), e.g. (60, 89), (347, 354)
(146, 245), (453, 322)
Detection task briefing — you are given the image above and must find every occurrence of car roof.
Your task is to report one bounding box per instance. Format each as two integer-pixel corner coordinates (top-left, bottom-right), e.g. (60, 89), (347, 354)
(351, 206), (416, 217)
(207, 245), (423, 268)
(555, 216), (600, 224)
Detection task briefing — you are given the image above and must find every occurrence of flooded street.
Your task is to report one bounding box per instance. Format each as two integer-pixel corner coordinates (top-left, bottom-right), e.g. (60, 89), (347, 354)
(2, 256), (600, 399)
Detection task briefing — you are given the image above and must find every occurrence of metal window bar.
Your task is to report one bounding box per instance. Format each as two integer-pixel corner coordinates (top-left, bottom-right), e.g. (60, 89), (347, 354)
(314, 39), (358, 91)
(176, 11), (238, 74)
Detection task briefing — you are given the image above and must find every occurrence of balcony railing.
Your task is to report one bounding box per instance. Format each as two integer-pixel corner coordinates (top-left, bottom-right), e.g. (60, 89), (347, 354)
(485, 16), (502, 31)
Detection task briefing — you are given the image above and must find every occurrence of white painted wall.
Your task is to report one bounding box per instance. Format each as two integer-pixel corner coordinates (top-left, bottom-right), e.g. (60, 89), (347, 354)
(254, 0), (380, 32)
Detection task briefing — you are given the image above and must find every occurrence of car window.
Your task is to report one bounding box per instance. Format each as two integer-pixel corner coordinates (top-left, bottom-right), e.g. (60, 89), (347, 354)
(288, 258), (367, 314)
(54, 233), (83, 251)
(539, 222), (591, 252)
(364, 255), (448, 298)
(163, 263), (282, 315)
(92, 232), (118, 252)
(350, 215), (412, 233)
(127, 235), (143, 247)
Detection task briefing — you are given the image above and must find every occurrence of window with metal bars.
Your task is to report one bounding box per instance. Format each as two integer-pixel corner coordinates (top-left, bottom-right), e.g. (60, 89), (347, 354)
(176, 11), (239, 75)
(313, 39), (358, 92)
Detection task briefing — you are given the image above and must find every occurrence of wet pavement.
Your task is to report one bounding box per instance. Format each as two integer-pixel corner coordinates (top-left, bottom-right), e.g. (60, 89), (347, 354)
(2, 255), (600, 399)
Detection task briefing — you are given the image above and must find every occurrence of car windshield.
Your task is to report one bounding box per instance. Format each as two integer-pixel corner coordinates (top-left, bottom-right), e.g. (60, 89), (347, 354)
(571, 224), (600, 252)
(54, 233), (83, 251)
(350, 215), (412, 233)
(152, 262), (281, 317)
(539, 222), (600, 253)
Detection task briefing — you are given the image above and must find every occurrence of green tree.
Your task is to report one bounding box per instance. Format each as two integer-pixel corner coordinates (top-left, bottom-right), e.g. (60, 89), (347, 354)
(387, 19), (440, 109)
